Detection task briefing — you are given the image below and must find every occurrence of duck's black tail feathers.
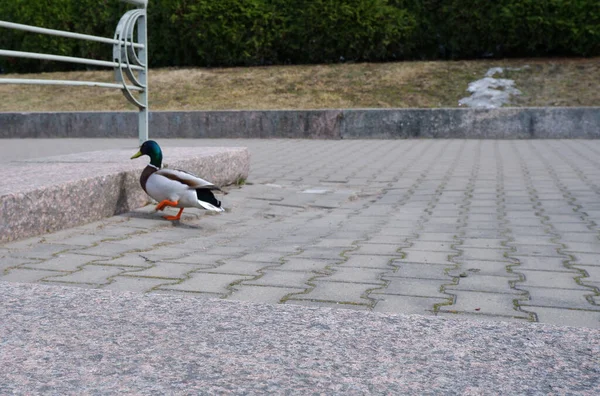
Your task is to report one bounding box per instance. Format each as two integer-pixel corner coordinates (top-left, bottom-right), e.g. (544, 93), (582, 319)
(196, 188), (223, 211)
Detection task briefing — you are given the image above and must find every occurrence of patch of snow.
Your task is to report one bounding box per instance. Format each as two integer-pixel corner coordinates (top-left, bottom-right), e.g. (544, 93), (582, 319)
(485, 67), (505, 77)
(301, 188), (329, 194)
(459, 66), (528, 109)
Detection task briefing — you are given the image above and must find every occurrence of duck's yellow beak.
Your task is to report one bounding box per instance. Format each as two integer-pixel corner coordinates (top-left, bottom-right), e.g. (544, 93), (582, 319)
(130, 150), (143, 159)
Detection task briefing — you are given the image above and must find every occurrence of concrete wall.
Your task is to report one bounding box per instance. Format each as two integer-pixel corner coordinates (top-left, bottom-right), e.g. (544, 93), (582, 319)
(1, 107), (599, 139)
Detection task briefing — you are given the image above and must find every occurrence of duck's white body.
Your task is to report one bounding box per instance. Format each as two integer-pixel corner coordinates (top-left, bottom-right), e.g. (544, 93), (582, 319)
(145, 168), (224, 212)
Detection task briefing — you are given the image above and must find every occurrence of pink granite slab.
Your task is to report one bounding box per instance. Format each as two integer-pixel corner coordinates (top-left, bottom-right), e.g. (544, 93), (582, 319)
(0, 282), (598, 394)
(0, 147), (249, 243)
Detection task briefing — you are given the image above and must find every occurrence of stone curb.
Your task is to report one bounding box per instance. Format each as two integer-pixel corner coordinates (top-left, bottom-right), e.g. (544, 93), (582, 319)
(0, 281), (598, 394)
(0, 147), (249, 243)
(1, 107), (599, 139)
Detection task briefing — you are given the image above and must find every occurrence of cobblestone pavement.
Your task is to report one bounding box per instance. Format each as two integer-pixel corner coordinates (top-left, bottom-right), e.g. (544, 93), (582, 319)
(1, 139), (600, 328)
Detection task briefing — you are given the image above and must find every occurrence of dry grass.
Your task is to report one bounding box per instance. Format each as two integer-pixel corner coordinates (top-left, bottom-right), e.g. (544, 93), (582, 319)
(0, 57), (598, 112)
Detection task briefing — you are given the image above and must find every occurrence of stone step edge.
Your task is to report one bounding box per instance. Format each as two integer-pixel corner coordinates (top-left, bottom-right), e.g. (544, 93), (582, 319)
(0, 147), (250, 243)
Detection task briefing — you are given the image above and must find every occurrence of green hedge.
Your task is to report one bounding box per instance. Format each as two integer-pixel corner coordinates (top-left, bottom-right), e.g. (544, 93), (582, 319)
(430, 0), (600, 58)
(0, 0), (598, 73)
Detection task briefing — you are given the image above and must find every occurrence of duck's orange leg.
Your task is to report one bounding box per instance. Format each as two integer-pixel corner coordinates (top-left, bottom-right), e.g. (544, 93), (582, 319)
(155, 199), (178, 211)
(164, 208), (184, 221)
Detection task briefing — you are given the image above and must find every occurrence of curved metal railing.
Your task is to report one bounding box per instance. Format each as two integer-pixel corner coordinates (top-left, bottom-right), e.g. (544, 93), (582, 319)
(0, 0), (149, 143)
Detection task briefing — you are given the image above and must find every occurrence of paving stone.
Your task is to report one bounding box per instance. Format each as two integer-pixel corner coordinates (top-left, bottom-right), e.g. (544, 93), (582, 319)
(459, 239), (507, 249)
(313, 239), (358, 248)
(260, 245), (303, 254)
(133, 246), (200, 261)
(562, 242), (600, 254)
(396, 250), (455, 265)
(546, 214), (586, 222)
(124, 262), (203, 279)
(510, 256), (574, 272)
(159, 273), (252, 294)
(351, 244), (402, 256)
(551, 223), (593, 233)
(321, 267), (386, 285)
(413, 233), (457, 242)
(531, 307), (600, 328)
(341, 255), (397, 269)
(571, 253), (600, 266)
(448, 260), (513, 277)
(577, 265), (600, 283)
(208, 260), (272, 275)
(103, 276), (179, 293)
(102, 235), (168, 250)
(292, 281), (375, 304)
(94, 254), (159, 268)
(507, 236), (556, 245)
(293, 248), (347, 261)
(0, 268), (60, 282)
(0, 256), (42, 273)
(228, 285), (306, 304)
(386, 262), (450, 280)
(194, 246), (249, 256)
(327, 230), (371, 240)
(406, 241), (456, 252)
(520, 287), (600, 311)
(21, 254), (107, 272)
(373, 295), (444, 315)
(235, 252), (285, 263)
(6, 244), (82, 259)
(440, 290), (530, 319)
(468, 207), (498, 214)
(275, 258), (335, 272)
(447, 274), (522, 294)
(510, 245), (563, 257)
(518, 270), (586, 289)
(507, 218), (544, 227)
(43, 265), (130, 285)
(505, 212), (538, 220)
(244, 270), (313, 288)
(77, 242), (146, 257)
(461, 230), (504, 239)
(51, 233), (122, 246)
(509, 227), (549, 237)
(455, 248), (512, 262)
(375, 227), (415, 237)
(463, 222), (505, 231)
(374, 278), (446, 298)
(428, 217), (460, 226)
(504, 204), (535, 212)
(467, 214), (499, 222)
(421, 224), (461, 233)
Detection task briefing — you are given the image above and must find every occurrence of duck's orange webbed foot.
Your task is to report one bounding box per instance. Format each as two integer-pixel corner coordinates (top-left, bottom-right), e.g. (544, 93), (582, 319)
(163, 208), (184, 221)
(155, 199), (178, 211)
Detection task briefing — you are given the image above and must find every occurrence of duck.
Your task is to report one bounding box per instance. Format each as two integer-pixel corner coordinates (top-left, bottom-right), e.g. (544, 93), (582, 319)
(131, 140), (224, 221)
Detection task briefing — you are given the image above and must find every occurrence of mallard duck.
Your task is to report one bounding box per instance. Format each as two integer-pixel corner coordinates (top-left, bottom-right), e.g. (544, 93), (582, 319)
(131, 140), (224, 221)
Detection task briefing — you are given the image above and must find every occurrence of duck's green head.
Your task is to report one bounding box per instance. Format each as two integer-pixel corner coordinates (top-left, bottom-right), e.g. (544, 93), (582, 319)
(131, 140), (162, 167)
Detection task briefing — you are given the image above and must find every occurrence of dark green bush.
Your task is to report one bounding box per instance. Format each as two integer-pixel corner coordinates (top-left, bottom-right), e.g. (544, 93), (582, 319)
(422, 0), (600, 58)
(0, 0), (598, 73)
(270, 0), (416, 64)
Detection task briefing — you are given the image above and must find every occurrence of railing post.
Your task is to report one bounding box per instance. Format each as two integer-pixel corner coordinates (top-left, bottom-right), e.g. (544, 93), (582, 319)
(137, 4), (148, 145)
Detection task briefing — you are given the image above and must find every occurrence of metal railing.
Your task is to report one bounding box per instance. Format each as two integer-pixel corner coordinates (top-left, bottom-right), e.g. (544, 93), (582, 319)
(0, 0), (149, 144)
